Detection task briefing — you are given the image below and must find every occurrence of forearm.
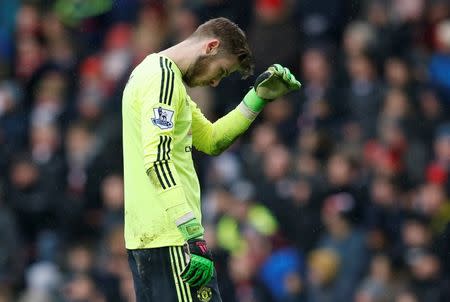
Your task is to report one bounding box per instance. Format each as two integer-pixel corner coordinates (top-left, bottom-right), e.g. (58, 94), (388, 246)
(147, 163), (196, 234)
(194, 100), (260, 156)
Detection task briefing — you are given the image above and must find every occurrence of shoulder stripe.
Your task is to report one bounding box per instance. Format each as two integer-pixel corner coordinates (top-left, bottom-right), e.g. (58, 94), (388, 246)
(159, 57), (166, 104)
(162, 58), (169, 104)
(160, 58), (174, 106)
(167, 61), (175, 106)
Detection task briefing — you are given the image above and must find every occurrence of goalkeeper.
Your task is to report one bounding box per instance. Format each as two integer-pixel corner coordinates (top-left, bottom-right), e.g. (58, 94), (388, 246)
(122, 17), (300, 302)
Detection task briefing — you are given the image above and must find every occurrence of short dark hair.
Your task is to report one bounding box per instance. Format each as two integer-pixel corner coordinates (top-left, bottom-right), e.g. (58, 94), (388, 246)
(191, 17), (254, 78)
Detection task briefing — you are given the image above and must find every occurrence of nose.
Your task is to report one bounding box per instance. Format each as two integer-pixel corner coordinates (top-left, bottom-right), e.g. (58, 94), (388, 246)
(209, 79), (220, 87)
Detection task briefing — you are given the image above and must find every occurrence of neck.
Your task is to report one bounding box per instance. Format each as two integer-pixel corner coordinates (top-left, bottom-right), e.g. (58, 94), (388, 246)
(159, 39), (199, 76)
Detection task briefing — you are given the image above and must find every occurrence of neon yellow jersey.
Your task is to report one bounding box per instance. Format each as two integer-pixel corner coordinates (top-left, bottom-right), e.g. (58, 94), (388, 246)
(122, 54), (258, 249)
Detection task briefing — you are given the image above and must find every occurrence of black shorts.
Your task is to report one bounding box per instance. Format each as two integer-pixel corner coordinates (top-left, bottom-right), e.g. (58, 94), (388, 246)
(127, 246), (222, 302)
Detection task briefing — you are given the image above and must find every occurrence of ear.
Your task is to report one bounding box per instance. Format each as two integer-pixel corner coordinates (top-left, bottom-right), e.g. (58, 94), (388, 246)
(205, 39), (220, 55)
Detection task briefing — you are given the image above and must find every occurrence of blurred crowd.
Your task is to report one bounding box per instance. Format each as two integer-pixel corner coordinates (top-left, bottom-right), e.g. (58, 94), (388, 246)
(0, 0), (450, 301)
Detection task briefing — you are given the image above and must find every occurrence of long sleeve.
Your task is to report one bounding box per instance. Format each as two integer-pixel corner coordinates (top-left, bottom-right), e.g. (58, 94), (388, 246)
(190, 97), (259, 156)
(138, 57), (192, 223)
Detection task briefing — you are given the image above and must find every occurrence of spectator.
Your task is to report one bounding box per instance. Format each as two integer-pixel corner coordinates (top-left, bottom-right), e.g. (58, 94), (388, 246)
(307, 248), (340, 302)
(316, 192), (368, 301)
(355, 254), (399, 302)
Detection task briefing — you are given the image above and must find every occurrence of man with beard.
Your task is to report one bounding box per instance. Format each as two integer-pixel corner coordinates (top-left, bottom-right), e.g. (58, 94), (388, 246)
(122, 17), (300, 302)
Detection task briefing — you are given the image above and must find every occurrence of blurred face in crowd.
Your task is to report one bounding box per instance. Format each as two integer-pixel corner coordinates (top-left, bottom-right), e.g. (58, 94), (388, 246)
(378, 119), (406, 149)
(308, 249), (340, 286)
(0, 83), (18, 116)
(396, 292), (418, 302)
(409, 254), (440, 281)
(229, 253), (256, 282)
(30, 123), (60, 157)
(381, 89), (410, 120)
(67, 245), (94, 274)
(416, 183), (446, 215)
(101, 174), (124, 210)
(348, 54), (375, 81)
(295, 153), (319, 177)
(402, 220), (431, 247)
(301, 49), (329, 84)
(370, 254), (391, 282)
(384, 58), (409, 88)
(16, 4), (40, 36)
(297, 128), (320, 154)
(343, 22), (375, 56)
(263, 144), (291, 181)
(183, 40), (239, 87)
(172, 8), (199, 42)
(16, 36), (44, 79)
(291, 178), (313, 206)
(393, 0), (425, 22)
(419, 90), (441, 119)
(251, 123), (278, 154)
(10, 160), (39, 190)
(434, 134), (450, 163)
(370, 177), (396, 207)
(366, 0), (388, 27)
(436, 20), (450, 51)
(63, 274), (105, 302)
(35, 71), (66, 105)
(327, 153), (353, 187)
(262, 97), (292, 125)
(66, 124), (94, 165)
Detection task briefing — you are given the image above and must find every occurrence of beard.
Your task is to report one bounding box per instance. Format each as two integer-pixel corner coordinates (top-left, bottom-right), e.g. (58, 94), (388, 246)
(183, 55), (213, 87)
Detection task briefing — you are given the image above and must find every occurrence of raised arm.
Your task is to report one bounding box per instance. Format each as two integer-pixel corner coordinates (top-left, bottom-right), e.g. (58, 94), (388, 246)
(192, 64), (301, 155)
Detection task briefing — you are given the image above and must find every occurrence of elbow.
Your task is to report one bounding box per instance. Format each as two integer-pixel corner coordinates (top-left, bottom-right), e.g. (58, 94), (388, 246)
(209, 146), (225, 156)
(209, 138), (231, 156)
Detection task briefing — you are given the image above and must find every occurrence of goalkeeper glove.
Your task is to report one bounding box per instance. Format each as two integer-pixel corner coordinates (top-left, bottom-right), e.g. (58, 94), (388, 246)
(243, 64), (301, 112)
(177, 217), (214, 287)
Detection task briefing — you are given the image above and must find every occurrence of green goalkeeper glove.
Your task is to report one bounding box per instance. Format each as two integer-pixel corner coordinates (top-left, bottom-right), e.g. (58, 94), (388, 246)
(177, 218), (214, 287)
(243, 64), (301, 112)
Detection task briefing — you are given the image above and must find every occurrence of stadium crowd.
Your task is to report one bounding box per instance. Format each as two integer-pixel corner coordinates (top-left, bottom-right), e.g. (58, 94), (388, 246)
(0, 0), (450, 301)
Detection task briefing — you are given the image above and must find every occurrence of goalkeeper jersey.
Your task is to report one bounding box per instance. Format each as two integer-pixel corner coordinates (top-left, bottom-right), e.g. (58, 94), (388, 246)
(122, 54), (259, 249)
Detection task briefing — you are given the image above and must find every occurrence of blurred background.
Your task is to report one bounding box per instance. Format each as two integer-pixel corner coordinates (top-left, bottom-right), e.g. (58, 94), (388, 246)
(0, 0), (450, 301)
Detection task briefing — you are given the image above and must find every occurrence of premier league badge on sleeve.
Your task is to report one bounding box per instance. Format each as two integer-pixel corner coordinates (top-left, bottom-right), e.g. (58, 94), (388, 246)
(151, 106), (174, 130)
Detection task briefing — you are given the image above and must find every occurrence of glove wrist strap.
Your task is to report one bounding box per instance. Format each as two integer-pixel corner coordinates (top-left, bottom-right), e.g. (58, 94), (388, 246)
(188, 239), (213, 261)
(243, 88), (267, 112)
(177, 217), (204, 241)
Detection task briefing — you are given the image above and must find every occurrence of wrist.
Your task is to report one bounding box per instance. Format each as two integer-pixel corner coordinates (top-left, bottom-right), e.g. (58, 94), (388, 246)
(188, 239), (213, 260)
(177, 216), (204, 241)
(243, 88), (267, 113)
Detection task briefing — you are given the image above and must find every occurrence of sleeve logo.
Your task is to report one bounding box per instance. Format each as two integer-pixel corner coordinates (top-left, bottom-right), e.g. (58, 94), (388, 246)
(151, 107), (174, 129)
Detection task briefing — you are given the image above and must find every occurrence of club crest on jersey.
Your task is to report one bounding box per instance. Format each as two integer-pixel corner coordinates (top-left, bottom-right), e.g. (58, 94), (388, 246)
(151, 107), (174, 130)
(197, 286), (212, 302)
